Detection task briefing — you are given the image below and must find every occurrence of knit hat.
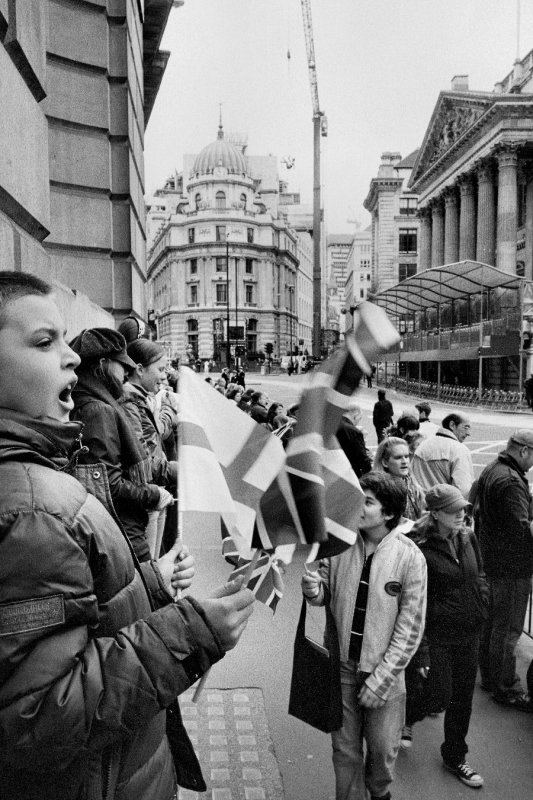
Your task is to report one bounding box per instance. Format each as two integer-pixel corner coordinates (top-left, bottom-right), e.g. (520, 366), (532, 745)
(425, 484), (470, 513)
(69, 328), (137, 369)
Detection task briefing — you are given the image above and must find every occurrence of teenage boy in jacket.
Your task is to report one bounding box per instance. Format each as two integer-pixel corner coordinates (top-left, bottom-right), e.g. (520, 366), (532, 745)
(0, 272), (255, 800)
(302, 471), (427, 800)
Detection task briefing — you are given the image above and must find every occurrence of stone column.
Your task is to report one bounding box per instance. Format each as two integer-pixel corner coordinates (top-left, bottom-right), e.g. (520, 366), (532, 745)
(496, 144), (519, 273)
(458, 174), (476, 260)
(417, 207), (432, 271)
(524, 163), (533, 280)
(444, 188), (459, 264)
(476, 159), (496, 265)
(430, 199), (444, 267)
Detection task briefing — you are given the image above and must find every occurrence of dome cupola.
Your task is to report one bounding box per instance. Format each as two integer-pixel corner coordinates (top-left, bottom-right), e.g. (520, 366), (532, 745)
(192, 122), (247, 177)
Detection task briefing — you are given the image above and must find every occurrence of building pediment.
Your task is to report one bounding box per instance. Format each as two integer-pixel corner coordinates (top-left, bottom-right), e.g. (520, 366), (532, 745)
(410, 92), (495, 187)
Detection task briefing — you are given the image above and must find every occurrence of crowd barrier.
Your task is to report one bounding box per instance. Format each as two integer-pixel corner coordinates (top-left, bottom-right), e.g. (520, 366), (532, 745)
(378, 376), (527, 411)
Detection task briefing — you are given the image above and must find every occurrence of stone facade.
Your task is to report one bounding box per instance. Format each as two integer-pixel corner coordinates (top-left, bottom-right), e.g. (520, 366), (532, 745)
(146, 128), (299, 365)
(363, 150), (420, 292)
(410, 62), (533, 279)
(0, 0), (173, 329)
(343, 228), (372, 335)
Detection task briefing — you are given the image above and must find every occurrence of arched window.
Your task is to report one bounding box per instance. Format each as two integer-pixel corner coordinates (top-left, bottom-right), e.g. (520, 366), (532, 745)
(216, 191), (226, 209)
(240, 193), (247, 210)
(195, 193), (202, 210)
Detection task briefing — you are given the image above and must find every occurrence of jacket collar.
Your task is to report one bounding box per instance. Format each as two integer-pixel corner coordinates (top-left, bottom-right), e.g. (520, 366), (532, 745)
(0, 408), (83, 469)
(436, 427), (458, 441)
(498, 450), (527, 477)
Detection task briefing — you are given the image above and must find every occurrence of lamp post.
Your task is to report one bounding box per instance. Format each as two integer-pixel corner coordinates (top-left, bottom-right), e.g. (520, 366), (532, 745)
(235, 251), (239, 368)
(288, 284), (295, 364)
(225, 233), (231, 368)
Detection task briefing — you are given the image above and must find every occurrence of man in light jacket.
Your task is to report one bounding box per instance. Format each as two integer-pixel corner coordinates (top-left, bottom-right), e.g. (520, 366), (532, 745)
(302, 472), (427, 800)
(412, 412), (473, 499)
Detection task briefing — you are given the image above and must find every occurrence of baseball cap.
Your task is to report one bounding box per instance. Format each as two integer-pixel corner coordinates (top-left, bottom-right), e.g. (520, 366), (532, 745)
(425, 484), (470, 513)
(69, 328), (137, 370)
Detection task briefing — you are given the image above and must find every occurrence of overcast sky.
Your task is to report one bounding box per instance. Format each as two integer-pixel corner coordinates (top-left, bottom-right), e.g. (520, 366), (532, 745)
(144, 0), (533, 234)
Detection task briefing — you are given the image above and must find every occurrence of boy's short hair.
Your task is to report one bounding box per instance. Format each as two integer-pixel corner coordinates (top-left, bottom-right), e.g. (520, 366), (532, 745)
(0, 272), (51, 327)
(359, 471), (407, 530)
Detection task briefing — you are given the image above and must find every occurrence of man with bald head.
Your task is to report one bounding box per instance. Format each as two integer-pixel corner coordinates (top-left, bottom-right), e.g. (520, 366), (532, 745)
(476, 430), (533, 710)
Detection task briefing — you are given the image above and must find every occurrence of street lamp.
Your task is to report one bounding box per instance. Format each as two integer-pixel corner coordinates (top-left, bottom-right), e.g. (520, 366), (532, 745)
(225, 233), (231, 368)
(235, 249), (239, 368)
(288, 284), (295, 363)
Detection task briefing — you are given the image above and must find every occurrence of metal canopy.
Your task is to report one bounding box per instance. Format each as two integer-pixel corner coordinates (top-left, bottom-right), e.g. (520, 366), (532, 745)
(373, 261), (525, 315)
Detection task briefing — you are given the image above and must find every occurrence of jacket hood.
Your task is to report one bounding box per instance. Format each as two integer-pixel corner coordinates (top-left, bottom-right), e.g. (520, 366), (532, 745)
(0, 408), (83, 469)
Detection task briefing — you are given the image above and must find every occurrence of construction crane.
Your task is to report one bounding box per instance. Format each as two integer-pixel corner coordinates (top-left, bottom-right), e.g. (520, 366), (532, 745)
(300, 0), (328, 359)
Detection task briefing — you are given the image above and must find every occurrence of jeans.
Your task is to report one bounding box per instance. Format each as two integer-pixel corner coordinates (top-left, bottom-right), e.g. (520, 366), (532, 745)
(331, 661), (404, 800)
(479, 576), (531, 696)
(425, 637), (479, 766)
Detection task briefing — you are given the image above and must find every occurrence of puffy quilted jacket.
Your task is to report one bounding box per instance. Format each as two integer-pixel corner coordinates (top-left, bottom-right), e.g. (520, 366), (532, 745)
(0, 410), (224, 800)
(121, 382), (177, 487)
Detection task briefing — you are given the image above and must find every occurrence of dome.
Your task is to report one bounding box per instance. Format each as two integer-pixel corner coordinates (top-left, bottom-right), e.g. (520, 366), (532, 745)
(192, 125), (247, 176)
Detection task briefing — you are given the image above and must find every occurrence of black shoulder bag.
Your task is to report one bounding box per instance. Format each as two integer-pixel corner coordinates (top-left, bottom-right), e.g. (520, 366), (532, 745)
(288, 597), (343, 733)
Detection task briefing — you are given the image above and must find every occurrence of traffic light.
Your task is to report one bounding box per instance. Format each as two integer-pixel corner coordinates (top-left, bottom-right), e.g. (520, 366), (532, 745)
(265, 342), (274, 356)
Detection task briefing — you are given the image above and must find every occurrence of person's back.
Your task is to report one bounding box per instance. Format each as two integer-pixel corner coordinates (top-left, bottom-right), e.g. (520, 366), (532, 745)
(412, 414), (473, 499)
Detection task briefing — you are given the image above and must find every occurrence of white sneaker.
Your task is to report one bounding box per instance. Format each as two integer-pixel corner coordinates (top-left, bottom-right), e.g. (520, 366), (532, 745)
(444, 760), (484, 788)
(400, 725), (413, 749)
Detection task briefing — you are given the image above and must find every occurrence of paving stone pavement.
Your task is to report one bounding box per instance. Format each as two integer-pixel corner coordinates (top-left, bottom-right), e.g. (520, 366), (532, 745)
(179, 688), (285, 800)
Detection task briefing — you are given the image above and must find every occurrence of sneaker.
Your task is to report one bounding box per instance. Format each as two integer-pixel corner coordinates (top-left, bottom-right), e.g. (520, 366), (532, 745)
(493, 692), (532, 712)
(444, 760), (484, 788)
(399, 725), (412, 749)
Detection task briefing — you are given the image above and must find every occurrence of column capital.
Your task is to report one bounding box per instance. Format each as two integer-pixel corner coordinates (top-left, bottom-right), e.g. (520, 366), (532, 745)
(495, 142), (519, 169)
(475, 157), (495, 184)
(457, 172), (475, 195)
(443, 186), (458, 207)
(429, 196), (444, 214)
(416, 206), (432, 221)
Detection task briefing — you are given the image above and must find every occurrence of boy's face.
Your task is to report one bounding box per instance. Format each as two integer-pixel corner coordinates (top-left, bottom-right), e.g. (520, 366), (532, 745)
(358, 489), (393, 534)
(0, 294), (80, 421)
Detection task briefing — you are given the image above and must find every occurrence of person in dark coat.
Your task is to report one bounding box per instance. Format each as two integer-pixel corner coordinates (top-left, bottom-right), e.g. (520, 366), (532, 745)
(70, 328), (174, 562)
(372, 388), (394, 443)
(408, 485), (488, 789)
(250, 390), (269, 423)
(336, 403), (372, 478)
(0, 272), (255, 800)
(476, 431), (533, 709)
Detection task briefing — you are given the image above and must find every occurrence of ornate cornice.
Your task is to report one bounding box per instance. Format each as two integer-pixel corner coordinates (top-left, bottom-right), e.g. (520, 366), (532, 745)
(410, 93), (533, 192)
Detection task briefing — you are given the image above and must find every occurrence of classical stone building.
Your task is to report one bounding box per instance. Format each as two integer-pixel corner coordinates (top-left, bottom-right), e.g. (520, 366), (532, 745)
(373, 61), (533, 397)
(146, 126), (299, 365)
(410, 70), (533, 277)
(364, 150), (420, 292)
(0, 0), (174, 330)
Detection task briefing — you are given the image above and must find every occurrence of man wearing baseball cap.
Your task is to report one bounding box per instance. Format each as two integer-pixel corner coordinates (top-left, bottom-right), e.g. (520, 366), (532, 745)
(71, 328), (174, 562)
(476, 430), (533, 711)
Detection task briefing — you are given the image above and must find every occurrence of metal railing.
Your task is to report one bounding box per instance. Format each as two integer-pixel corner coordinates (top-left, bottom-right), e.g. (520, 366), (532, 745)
(379, 376), (525, 410)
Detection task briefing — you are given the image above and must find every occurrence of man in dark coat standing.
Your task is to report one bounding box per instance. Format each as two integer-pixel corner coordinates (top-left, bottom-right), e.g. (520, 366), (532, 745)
(372, 388), (394, 443)
(337, 403), (372, 478)
(476, 430), (533, 710)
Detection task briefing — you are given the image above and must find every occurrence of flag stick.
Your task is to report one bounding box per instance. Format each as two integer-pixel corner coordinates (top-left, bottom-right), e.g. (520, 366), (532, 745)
(192, 549), (262, 703)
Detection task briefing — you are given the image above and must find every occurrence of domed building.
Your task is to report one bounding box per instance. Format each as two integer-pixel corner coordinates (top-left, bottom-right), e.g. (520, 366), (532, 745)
(146, 125), (300, 367)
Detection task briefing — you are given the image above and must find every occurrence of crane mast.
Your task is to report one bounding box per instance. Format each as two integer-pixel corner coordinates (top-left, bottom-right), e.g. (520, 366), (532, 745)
(300, 0), (327, 359)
